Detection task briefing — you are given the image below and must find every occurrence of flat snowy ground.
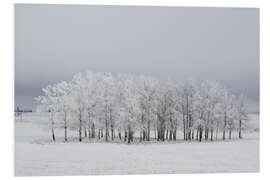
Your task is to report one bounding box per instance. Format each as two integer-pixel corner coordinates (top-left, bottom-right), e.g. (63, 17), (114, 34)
(15, 113), (259, 176)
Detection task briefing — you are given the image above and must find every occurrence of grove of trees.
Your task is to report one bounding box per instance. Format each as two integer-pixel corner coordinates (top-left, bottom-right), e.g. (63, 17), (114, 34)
(35, 71), (249, 144)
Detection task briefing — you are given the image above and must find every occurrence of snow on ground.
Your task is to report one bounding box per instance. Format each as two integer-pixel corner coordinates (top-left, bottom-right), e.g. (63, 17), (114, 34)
(15, 113), (260, 176)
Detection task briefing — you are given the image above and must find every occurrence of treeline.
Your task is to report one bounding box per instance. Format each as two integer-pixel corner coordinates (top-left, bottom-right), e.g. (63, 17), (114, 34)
(35, 71), (248, 144)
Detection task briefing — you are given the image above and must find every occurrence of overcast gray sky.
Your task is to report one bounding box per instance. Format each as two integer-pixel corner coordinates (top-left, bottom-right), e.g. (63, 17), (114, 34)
(15, 4), (259, 112)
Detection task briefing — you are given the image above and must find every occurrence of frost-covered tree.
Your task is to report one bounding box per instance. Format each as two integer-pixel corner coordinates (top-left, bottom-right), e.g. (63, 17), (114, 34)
(35, 84), (59, 142)
(98, 72), (117, 141)
(236, 94), (249, 139)
(53, 81), (72, 141)
(219, 88), (234, 140)
(83, 71), (101, 139)
(118, 74), (141, 143)
(180, 80), (197, 141)
(70, 73), (86, 142)
(35, 70), (251, 143)
(136, 75), (158, 141)
(197, 81), (223, 141)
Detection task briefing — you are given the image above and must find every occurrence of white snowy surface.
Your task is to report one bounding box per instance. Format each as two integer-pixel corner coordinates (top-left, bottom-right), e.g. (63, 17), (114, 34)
(15, 113), (259, 176)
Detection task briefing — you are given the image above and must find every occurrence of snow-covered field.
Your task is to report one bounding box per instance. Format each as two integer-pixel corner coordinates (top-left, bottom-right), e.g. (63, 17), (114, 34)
(15, 113), (260, 176)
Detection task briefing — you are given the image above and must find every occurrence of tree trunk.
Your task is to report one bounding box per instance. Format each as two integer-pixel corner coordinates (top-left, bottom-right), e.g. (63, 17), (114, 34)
(210, 128), (213, 141)
(169, 130), (172, 140)
(128, 125), (131, 144)
(64, 126), (67, 142)
(183, 112), (186, 141)
(188, 114), (192, 141)
(147, 120), (150, 141)
(210, 127), (213, 141)
(88, 126), (91, 139)
(162, 128), (165, 141)
(91, 123), (95, 138)
(52, 128), (55, 142)
(239, 119), (242, 139)
(199, 125), (203, 142)
(79, 110), (82, 142)
(196, 127), (199, 140)
(109, 108), (114, 141)
(87, 112), (91, 139)
(143, 129), (146, 141)
(140, 113), (143, 142)
(222, 112), (227, 141)
(111, 127), (114, 141)
(84, 128), (87, 138)
(205, 127), (209, 140)
(105, 104), (108, 142)
(174, 118), (177, 141)
(229, 125), (232, 140)
(50, 112), (56, 142)
(124, 130), (127, 142)
(155, 128), (157, 140)
(118, 131), (122, 140)
(139, 130), (142, 142)
(131, 131), (134, 142)
(173, 127), (177, 141)
(154, 122), (157, 140)
(216, 122), (219, 140)
(64, 111), (67, 142)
